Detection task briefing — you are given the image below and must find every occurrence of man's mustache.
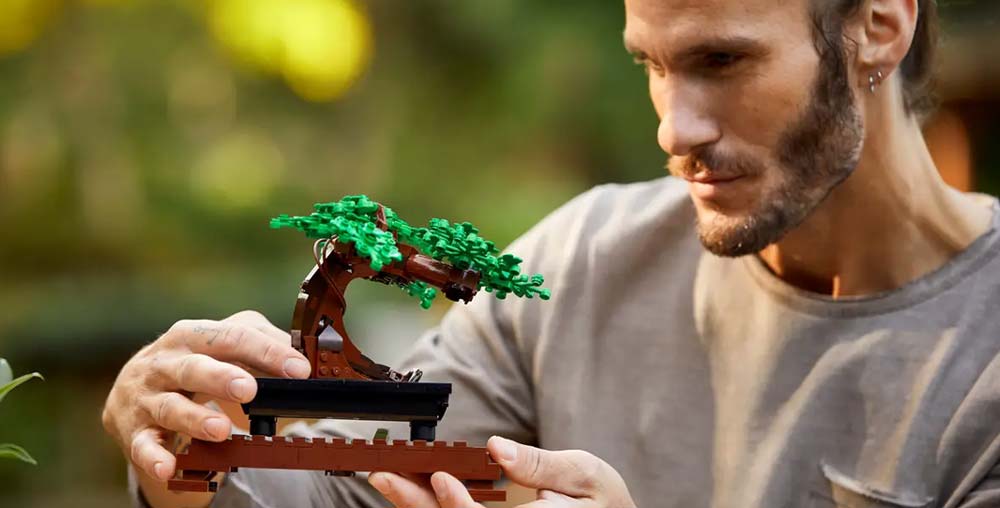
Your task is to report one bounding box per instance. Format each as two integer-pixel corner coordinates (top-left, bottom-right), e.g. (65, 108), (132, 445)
(667, 150), (762, 180)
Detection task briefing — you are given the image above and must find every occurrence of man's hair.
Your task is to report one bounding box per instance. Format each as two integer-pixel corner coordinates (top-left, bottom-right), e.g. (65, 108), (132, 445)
(811, 0), (939, 118)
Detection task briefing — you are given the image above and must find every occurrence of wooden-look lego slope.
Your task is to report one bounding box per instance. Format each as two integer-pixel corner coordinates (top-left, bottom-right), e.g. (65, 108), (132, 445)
(169, 435), (506, 502)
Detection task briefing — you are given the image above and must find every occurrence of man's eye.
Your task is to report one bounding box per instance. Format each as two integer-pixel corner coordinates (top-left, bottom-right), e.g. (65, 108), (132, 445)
(633, 56), (664, 76)
(704, 52), (743, 69)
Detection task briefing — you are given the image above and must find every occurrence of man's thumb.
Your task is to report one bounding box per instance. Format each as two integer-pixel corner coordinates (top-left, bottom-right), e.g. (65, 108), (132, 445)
(487, 436), (599, 497)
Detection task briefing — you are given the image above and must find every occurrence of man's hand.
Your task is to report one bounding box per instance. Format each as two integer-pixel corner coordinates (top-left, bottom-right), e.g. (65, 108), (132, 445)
(368, 436), (637, 508)
(101, 310), (311, 482)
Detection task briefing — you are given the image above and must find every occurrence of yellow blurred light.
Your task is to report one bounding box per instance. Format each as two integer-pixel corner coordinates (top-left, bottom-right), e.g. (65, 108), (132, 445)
(208, 0), (371, 102)
(0, 0), (62, 57)
(208, 0), (286, 73)
(278, 0), (371, 101)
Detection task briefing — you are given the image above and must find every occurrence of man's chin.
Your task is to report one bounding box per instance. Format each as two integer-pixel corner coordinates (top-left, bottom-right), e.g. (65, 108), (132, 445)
(692, 202), (752, 228)
(694, 209), (776, 258)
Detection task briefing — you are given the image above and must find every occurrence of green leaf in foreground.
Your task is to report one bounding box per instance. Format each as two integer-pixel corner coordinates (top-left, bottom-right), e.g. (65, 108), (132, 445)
(0, 371), (43, 404)
(0, 443), (37, 465)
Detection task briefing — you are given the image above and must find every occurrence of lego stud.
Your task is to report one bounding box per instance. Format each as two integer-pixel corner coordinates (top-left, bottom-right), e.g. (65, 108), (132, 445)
(319, 366), (330, 376)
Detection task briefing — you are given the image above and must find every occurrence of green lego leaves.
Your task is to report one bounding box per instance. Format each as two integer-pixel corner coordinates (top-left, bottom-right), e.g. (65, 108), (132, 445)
(404, 281), (438, 310)
(271, 195), (551, 308)
(271, 195), (404, 272)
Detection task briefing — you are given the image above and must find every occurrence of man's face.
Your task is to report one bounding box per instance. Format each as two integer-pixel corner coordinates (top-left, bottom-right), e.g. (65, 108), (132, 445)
(624, 0), (864, 257)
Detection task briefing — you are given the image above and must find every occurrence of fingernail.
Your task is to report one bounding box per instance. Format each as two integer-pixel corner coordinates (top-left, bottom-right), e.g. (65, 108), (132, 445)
(368, 472), (391, 492)
(431, 474), (450, 501)
(203, 417), (228, 439)
(153, 462), (165, 480)
(283, 358), (311, 378)
(491, 436), (517, 463)
(228, 378), (252, 401)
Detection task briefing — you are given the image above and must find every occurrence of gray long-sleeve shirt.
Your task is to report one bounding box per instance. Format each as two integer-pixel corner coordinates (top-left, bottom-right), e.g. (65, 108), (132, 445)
(196, 177), (1000, 508)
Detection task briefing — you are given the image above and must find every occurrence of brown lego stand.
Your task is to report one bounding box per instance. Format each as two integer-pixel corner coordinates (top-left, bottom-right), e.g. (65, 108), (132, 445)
(170, 437), (504, 502)
(167, 209), (506, 501)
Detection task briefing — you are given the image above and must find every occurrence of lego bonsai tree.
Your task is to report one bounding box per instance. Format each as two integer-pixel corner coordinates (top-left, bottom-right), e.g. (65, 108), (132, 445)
(271, 194), (550, 309)
(0, 359), (42, 465)
(168, 196), (552, 500)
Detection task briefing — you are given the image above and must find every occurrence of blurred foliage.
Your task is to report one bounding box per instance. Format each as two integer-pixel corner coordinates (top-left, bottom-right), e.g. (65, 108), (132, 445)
(0, 0), (656, 360)
(0, 0), (61, 57)
(0, 0), (996, 507)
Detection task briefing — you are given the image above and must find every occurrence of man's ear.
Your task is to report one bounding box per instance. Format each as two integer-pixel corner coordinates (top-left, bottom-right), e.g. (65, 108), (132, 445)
(855, 0), (919, 77)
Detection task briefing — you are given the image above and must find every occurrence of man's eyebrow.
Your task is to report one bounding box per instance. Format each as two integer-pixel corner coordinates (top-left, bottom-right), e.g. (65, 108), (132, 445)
(623, 34), (766, 61)
(679, 36), (766, 58)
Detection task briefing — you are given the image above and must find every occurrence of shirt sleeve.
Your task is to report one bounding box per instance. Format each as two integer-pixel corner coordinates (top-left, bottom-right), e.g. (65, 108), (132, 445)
(957, 458), (1000, 508)
(206, 189), (600, 508)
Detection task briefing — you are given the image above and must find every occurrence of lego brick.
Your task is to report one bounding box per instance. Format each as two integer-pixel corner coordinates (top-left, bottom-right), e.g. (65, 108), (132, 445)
(243, 378), (451, 422)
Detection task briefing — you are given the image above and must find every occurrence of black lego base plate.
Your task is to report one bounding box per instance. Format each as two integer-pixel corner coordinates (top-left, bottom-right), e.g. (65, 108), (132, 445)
(243, 378), (452, 422)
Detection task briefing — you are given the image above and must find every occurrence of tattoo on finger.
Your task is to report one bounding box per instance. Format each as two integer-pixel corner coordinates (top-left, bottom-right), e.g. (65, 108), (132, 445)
(192, 325), (223, 345)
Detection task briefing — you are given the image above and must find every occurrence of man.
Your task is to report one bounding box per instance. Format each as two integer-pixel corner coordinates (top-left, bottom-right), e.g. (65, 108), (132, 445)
(103, 0), (1000, 506)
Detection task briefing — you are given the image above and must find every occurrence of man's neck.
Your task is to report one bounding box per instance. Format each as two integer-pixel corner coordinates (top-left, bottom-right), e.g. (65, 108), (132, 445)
(758, 102), (994, 298)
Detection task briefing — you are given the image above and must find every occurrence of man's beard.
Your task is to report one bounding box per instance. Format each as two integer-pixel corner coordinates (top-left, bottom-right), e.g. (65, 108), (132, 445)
(680, 49), (865, 257)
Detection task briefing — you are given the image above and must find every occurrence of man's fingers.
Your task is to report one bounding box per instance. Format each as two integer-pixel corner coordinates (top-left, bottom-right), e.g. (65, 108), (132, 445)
(519, 489), (578, 508)
(223, 310), (291, 342)
(141, 392), (233, 442)
(369, 472), (440, 508)
(170, 319), (311, 379)
(129, 427), (176, 482)
(152, 353), (257, 403)
(488, 436), (602, 498)
(430, 472), (485, 508)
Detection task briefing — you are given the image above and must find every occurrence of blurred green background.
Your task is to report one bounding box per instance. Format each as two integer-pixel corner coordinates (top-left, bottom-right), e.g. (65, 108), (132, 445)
(0, 1), (997, 506)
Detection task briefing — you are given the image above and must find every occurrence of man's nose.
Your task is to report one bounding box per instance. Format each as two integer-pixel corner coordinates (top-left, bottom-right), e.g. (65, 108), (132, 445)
(656, 95), (721, 157)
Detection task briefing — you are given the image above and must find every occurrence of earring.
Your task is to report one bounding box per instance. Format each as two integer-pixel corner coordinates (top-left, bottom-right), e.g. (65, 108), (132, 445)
(868, 70), (885, 94)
